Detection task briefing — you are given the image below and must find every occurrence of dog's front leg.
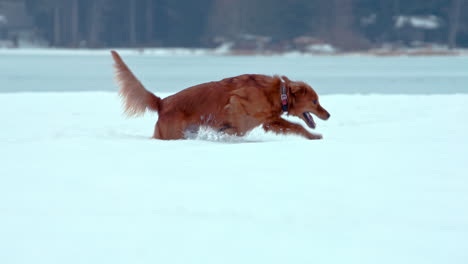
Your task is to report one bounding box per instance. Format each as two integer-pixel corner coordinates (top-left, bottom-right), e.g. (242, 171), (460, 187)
(263, 118), (322, 140)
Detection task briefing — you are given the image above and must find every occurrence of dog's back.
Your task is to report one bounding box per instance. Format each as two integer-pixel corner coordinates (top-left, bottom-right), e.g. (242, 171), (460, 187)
(160, 74), (276, 116)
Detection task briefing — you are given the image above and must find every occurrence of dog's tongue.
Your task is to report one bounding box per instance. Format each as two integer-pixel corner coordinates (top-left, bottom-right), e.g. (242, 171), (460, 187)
(303, 112), (316, 129)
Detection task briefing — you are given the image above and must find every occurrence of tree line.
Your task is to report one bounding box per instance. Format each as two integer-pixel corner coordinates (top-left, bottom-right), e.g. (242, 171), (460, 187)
(16, 0), (468, 49)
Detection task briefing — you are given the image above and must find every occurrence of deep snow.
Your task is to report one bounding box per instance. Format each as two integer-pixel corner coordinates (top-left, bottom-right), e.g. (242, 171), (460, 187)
(0, 52), (467, 264)
(1, 92), (467, 264)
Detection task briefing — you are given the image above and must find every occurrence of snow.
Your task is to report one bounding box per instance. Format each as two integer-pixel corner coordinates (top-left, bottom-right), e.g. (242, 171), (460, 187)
(214, 42), (234, 54)
(306, 44), (337, 54)
(0, 54), (468, 264)
(395, 15), (440, 30)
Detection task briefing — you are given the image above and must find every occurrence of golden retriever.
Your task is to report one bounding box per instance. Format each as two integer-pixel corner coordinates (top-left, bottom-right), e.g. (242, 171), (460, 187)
(111, 50), (330, 140)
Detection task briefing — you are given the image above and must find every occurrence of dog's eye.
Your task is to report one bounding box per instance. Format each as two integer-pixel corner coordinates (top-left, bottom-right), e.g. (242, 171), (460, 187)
(313, 100), (318, 105)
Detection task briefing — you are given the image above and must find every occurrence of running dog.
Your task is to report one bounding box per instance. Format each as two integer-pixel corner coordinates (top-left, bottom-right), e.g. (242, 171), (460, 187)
(111, 50), (330, 140)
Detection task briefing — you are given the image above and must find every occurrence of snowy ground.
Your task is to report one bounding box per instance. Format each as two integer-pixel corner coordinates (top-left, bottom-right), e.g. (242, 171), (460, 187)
(0, 53), (467, 264)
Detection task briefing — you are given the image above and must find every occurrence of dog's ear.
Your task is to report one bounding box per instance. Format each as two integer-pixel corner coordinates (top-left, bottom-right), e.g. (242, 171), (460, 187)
(281, 75), (291, 83)
(282, 76), (304, 95)
(289, 82), (305, 95)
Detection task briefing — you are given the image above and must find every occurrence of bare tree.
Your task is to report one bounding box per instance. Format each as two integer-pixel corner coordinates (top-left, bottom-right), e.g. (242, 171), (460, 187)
(53, 3), (61, 46)
(129, 0), (136, 46)
(88, 0), (105, 47)
(448, 0), (463, 49)
(330, 0), (369, 50)
(146, 0), (154, 43)
(23, 0), (468, 49)
(332, 0), (353, 40)
(206, 0), (244, 39)
(70, 0), (79, 47)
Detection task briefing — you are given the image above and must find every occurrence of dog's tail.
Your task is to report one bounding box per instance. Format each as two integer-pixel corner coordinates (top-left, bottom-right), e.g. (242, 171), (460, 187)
(111, 50), (161, 116)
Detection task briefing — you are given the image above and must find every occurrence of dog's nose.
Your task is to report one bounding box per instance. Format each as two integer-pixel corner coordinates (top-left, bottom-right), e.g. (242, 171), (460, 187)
(327, 113), (331, 119)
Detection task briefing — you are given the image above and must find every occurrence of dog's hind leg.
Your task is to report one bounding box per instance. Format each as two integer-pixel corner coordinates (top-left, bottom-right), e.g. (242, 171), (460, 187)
(153, 118), (186, 140)
(263, 118), (322, 140)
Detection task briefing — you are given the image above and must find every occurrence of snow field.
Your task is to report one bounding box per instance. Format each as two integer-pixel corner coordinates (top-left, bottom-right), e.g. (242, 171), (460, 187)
(1, 92), (467, 264)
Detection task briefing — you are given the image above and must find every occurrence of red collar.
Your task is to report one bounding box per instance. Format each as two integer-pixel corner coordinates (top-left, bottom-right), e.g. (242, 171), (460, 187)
(280, 78), (288, 112)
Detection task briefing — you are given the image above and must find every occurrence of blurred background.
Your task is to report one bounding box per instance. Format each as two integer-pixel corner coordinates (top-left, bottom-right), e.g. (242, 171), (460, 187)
(0, 0), (467, 53)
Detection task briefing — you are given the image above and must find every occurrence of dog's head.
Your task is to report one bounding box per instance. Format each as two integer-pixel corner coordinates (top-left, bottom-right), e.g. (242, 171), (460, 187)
(283, 76), (330, 129)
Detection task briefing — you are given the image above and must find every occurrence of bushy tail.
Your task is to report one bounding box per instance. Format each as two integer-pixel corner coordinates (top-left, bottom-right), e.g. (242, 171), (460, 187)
(111, 50), (161, 116)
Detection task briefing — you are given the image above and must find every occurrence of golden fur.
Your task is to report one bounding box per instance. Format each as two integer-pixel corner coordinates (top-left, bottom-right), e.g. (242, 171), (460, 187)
(111, 50), (330, 140)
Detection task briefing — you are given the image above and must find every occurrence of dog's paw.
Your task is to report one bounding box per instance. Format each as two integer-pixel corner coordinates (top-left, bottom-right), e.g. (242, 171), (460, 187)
(306, 133), (323, 140)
